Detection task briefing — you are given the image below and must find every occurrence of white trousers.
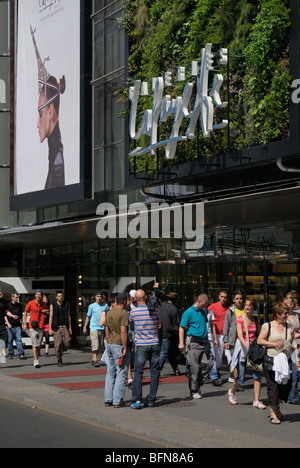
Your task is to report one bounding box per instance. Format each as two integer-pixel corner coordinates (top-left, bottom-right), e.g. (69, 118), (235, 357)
(214, 334), (232, 369)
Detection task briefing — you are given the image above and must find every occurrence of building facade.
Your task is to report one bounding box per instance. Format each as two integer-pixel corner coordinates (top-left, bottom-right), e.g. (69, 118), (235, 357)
(1, 0), (300, 344)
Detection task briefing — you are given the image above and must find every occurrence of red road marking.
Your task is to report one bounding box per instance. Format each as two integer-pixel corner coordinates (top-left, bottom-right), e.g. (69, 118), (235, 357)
(13, 369), (106, 380)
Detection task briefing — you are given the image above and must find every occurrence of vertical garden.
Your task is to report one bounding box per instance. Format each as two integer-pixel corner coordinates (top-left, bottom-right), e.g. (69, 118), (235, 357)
(119, 0), (291, 172)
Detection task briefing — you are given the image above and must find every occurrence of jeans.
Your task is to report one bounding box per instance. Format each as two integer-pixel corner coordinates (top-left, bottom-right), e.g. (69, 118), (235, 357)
(105, 343), (130, 406)
(288, 348), (300, 402)
(158, 336), (179, 373)
(132, 345), (160, 404)
(209, 339), (219, 382)
(7, 327), (24, 357)
(236, 352), (262, 385)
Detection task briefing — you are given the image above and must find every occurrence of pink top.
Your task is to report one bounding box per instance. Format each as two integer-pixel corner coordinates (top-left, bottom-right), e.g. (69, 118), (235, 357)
(235, 315), (257, 343)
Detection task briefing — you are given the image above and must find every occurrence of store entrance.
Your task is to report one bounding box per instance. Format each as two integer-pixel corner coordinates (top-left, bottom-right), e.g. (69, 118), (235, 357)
(146, 257), (300, 319)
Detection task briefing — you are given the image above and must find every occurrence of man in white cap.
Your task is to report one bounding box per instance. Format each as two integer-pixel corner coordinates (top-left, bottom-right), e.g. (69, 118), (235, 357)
(129, 290), (137, 311)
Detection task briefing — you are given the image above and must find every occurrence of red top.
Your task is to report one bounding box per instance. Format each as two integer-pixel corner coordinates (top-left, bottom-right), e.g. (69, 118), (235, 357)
(209, 302), (229, 335)
(25, 300), (48, 329)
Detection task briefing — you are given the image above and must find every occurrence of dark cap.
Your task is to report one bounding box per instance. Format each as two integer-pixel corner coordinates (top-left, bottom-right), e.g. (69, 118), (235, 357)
(116, 293), (127, 303)
(95, 292), (103, 297)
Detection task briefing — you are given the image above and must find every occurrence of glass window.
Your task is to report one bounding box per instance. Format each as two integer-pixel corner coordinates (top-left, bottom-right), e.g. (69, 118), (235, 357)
(0, 113), (10, 165)
(0, 57), (10, 111)
(0, 1), (9, 55)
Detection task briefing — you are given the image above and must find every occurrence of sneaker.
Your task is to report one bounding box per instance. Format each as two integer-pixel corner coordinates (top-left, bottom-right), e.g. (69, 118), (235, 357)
(253, 400), (266, 410)
(34, 360), (40, 369)
(105, 402), (112, 407)
(228, 390), (237, 405)
(144, 401), (155, 407)
(192, 392), (202, 399)
(130, 400), (142, 409)
(57, 359), (63, 367)
(19, 354), (25, 360)
(212, 378), (222, 387)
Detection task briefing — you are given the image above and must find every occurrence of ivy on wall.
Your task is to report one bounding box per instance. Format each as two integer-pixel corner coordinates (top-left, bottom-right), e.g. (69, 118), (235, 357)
(118, 0), (291, 173)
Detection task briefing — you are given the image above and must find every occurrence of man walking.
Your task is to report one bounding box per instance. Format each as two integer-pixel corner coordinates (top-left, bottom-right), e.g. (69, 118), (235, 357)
(23, 290), (49, 368)
(130, 289), (161, 408)
(7, 293), (25, 360)
(104, 293), (130, 408)
(83, 292), (109, 367)
(158, 292), (180, 376)
(208, 290), (231, 376)
(49, 290), (72, 367)
(179, 294), (214, 399)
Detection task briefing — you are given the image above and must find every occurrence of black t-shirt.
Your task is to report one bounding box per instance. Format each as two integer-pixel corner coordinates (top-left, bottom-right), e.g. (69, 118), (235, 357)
(0, 299), (8, 328)
(160, 301), (180, 338)
(7, 301), (23, 328)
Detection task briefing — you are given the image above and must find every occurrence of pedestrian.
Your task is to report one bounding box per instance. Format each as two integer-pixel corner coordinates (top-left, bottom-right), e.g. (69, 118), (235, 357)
(0, 291), (20, 361)
(83, 292), (109, 367)
(127, 291), (136, 389)
(284, 296), (300, 404)
(7, 293), (25, 360)
(130, 289), (161, 409)
(208, 290), (231, 377)
(104, 293), (130, 408)
(223, 290), (245, 382)
(158, 292), (181, 376)
(228, 298), (266, 409)
(42, 294), (50, 357)
(49, 290), (72, 367)
(206, 304), (222, 386)
(22, 290), (49, 368)
(178, 294), (214, 399)
(258, 302), (300, 424)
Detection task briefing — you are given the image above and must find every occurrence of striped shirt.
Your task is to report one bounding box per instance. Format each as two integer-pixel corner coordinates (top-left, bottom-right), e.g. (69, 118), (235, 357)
(130, 305), (159, 346)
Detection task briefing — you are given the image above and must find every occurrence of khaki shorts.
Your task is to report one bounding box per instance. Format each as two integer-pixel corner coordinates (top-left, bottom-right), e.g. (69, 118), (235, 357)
(90, 330), (105, 353)
(28, 328), (44, 348)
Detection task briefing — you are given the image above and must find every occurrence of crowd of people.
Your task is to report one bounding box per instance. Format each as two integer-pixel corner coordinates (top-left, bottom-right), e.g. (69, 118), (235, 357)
(0, 286), (300, 424)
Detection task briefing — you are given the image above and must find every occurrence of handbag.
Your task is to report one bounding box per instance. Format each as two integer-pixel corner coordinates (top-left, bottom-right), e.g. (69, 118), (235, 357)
(243, 315), (264, 373)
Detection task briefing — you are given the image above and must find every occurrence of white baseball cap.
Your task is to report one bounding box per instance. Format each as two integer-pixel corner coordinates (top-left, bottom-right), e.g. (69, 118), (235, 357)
(129, 289), (136, 298)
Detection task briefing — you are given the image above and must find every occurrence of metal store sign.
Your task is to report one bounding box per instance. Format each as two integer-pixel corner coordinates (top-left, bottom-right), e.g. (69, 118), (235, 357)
(129, 43), (228, 159)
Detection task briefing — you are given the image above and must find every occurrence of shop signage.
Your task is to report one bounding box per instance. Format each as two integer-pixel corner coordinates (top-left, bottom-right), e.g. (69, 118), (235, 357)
(129, 43), (228, 159)
(292, 79), (300, 103)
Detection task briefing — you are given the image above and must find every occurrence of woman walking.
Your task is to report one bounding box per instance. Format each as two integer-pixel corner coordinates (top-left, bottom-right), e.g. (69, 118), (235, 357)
(258, 302), (300, 424)
(228, 298), (265, 409)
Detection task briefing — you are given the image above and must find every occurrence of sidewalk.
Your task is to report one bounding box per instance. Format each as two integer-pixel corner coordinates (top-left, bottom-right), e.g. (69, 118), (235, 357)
(1, 347), (300, 448)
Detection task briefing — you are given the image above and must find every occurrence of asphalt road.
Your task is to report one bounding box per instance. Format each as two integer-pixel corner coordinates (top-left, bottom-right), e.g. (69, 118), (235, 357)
(0, 398), (157, 449)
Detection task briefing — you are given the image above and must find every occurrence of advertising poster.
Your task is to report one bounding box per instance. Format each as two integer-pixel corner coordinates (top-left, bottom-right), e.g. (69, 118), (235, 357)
(14, 0), (81, 201)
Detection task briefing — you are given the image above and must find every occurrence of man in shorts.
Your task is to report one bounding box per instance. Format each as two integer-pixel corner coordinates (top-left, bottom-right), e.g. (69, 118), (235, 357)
(83, 292), (109, 366)
(22, 290), (49, 368)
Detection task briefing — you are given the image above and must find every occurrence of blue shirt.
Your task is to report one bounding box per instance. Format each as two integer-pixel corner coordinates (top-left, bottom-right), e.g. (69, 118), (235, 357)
(180, 306), (208, 340)
(87, 302), (109, 331)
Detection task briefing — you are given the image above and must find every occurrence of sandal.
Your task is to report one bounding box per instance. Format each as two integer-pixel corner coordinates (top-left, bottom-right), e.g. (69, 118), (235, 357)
(228, 390), (237, 405)
(270, 417), (281, 425)
(276, 408), (283, 421)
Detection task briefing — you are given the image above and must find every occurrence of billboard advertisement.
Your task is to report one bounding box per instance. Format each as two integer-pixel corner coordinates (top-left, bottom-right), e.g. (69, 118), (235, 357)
(11, 0), (91, 210)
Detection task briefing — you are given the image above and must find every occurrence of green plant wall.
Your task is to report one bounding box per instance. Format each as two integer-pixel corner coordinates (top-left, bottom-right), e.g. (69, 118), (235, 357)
(119, 0), (291, 173)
